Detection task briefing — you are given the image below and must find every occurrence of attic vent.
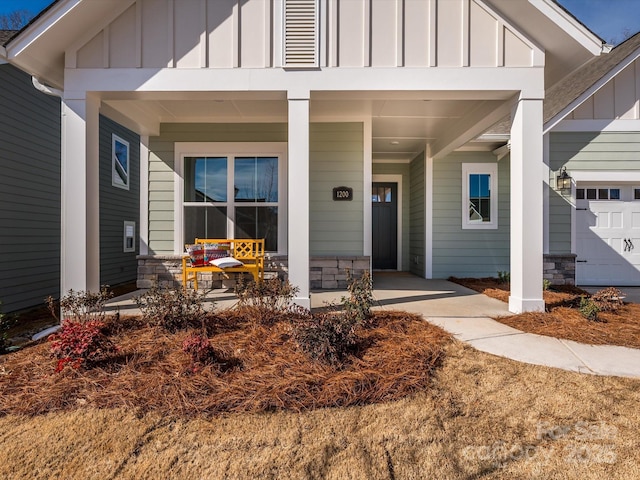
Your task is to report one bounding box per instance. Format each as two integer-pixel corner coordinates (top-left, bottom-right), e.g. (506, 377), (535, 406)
(284, 0), (318, 68)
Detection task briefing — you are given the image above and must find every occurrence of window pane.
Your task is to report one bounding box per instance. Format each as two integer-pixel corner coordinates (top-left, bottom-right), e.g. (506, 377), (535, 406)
(235, 206), (278, 251)
(598, 189), (609, 200)
(576, 189), (585, 200)
(184, 206), (227, 244)
(635, 189), (640, 200)
(586, 189), (597, 199)
(234, 157), (278, 202)
(469, 174), (491, 222)
(184, 157), (227, 202)
(610, 189), (620, 200)
(384, 187), (392, 202)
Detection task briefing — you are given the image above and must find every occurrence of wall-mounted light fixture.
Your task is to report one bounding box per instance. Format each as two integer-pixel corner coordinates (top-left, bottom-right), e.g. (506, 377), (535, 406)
(556, 167), (572, 191)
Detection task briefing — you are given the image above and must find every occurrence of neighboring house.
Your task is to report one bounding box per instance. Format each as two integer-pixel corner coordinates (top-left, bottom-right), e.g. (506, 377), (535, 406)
(2, 0), (613, 313)
(0, 28), (141, 313)
(543, 32), (640, 287)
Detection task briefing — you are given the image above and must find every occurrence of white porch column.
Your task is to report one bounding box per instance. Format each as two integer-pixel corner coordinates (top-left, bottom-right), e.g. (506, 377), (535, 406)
(509, 97), (545, 313)
(287, 91), (311, 308)
(61, 92), (100, 296)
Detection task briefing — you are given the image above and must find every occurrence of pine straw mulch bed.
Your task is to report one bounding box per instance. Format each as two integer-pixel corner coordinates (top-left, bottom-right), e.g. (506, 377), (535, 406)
(0, 310), (450, 418)
(450, 277), (640, 349)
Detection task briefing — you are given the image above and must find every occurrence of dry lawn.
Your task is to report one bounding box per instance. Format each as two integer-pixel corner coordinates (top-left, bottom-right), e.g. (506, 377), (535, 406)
(0, 343), (638, 479)
(450, 278), (640, 349)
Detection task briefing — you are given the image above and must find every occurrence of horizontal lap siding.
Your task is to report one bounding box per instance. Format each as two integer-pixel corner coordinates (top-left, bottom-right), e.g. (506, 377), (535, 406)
(373, 162), (411, 270)
(0, 65), (61, 313)
(310, 123), (363, 256)
(409, 154), (425, 276)
(147, 124), (288, 254)
(99, 116), (140, 286)
(432, 152), (510, 278)
(549, 132), (640, 254)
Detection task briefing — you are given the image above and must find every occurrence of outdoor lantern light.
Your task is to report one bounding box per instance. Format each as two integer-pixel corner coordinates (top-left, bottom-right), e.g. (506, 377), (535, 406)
(556, 167), (572, 191)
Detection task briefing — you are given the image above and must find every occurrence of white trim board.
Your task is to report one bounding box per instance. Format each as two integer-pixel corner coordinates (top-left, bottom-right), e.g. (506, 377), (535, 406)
(372, 174), (403, 271)
(551, 119), (640, 132)
(571, 171), (640, 182)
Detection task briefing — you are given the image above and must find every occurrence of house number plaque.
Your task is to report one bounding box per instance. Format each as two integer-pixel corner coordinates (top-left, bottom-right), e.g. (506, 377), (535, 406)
(333, 186), (353, 201)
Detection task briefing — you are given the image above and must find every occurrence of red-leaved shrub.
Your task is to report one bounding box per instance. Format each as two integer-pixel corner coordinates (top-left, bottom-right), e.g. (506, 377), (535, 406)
(182, 332), (217, 372)
(49, 320), (118, 372)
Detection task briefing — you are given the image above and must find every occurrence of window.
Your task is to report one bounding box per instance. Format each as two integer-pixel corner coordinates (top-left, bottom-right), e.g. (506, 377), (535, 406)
(576, 188), (621, 201)
(123, 221), (136, 253)
(462, 163), (498, 229)
(112, 134), (130, 190)
(176, 143), (287, 253)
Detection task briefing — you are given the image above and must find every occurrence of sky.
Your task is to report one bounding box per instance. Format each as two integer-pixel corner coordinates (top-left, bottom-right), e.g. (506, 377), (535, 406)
(1, 0), (640, 45)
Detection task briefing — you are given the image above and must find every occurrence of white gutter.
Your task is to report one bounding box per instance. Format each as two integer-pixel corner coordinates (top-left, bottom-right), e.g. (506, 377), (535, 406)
(32, 76), (62, 97)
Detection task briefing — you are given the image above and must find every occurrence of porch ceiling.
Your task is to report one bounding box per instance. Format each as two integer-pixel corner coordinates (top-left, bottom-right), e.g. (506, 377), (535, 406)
(103, 91), (513, 162)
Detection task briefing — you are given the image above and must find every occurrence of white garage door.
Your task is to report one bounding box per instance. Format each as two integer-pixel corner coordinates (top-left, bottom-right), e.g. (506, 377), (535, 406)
(576, 186), (640, 286)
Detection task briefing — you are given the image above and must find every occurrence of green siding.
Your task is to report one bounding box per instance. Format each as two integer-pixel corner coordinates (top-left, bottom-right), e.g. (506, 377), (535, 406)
(99, 115), (140, 286)
(147, 122), (364, 256)
(549, 132), (640, 254)
(0, 64), (61, 313)
(409, 153), (425, 276)
(372, 162), (410, 270)
(310, 123), (363, 255)
(432, 152), (510, 278)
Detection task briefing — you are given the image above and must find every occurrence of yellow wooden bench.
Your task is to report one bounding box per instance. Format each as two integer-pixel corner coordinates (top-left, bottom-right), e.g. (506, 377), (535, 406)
(182, 238), (265, 289)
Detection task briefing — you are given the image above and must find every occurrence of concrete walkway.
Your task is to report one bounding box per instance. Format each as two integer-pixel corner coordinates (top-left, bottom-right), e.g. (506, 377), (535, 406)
(104, 273), (640, 379)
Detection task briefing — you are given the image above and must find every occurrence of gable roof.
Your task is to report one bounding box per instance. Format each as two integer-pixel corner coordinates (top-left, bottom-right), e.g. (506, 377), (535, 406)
(543, 31), (640, 131)
(0, 30), (18, 46)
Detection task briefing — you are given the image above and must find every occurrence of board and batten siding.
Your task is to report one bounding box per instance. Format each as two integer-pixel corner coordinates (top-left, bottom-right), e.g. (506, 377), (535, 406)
(372, 162), (410, 270)
(0, 64), (61, 313)
(409, 153), (426, 277)
(99, 115), (140, 286)
(71, 0), (540, 70)
(310, 123), (364, 256)
(432, 151), (510, 278)
(549, 132), (640, 254)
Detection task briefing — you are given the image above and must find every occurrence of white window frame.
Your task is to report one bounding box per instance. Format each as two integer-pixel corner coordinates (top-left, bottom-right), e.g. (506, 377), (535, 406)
(112, 134), (130, 190)
(123, 221), (136, 253)
(462, 163), (498, 230)
(174, 142), (288, 255)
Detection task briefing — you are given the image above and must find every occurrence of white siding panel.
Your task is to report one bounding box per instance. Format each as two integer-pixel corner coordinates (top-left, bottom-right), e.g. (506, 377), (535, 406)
(208, 0), (236, 68)
(76, 32), (104, 68)
(503, 29), (530, 67)
(469, 1), (497, 67)
(338, 0), (365, 67)
(436, 0), (463, 67)
(141, 0), (171, 68)
(371, 0), (397, 67)
(109, 5), (138, 68)
(593, 81), (615, 119)
(240, 0), (267, 67)
(614, 63), (637, 119)
(403, 0), (429, 67)
(174, 0), (204, 68)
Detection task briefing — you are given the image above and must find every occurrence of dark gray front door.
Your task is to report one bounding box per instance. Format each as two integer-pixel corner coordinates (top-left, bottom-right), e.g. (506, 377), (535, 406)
(372, 182), (397, 270)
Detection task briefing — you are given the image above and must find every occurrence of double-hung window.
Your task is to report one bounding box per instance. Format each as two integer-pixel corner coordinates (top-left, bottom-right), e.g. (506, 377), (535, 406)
(176, 143), (287, 253)
(462, 163), (498, 229)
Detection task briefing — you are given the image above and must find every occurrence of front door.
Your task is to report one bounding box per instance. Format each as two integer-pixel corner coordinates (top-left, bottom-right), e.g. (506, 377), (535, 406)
(372, 182), (397, 269)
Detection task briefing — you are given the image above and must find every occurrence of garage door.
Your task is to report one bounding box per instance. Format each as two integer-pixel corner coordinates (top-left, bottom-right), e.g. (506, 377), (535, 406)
(576, 186), (640, 286)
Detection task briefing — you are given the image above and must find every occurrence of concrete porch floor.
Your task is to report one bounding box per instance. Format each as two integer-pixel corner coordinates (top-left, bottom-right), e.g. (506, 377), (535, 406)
(102, 272), (640, 379)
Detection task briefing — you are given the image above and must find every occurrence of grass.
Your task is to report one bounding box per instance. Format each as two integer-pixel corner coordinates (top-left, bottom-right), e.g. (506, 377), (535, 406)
(0, 343), (638, 479)
(450, 277), (640, 349)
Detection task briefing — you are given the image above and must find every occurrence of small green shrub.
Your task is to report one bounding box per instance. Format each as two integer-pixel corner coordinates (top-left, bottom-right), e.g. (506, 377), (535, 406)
(49, 319), (118, 372)
(543, 279), (551, 291)
(342, 270), (374, 323)
(47, 286), (113, 323)
(0, 304), (17, 354)
(135, 284), (206, 331)
(579, 296), (601, 322)
(497, 271), (510, 284)
(590, 287), (625, 312)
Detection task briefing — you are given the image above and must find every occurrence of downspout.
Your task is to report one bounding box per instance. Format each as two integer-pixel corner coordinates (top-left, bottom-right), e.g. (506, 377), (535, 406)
(32, 76), (63, 97)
